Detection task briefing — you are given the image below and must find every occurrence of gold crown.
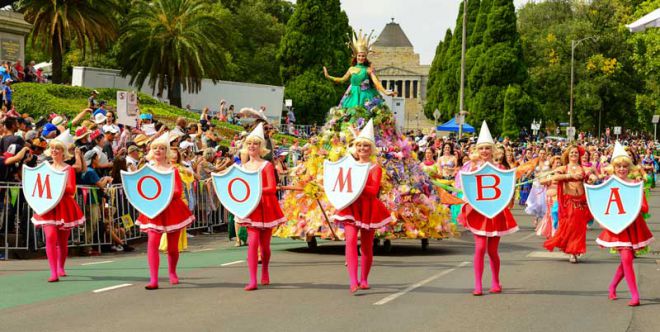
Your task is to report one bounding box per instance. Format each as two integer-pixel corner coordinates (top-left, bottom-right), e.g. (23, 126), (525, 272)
(350, 29), (374, 55)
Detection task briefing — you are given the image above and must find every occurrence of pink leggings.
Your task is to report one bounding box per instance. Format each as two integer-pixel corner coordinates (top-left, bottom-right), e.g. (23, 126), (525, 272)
(609, 248), (639, 303)
(473, 235), (501, 293)
(344, 223), (375, 287)
(147, 230), (181, 286)
(43, 226), (71, 281)
(246, 227), (272, 287)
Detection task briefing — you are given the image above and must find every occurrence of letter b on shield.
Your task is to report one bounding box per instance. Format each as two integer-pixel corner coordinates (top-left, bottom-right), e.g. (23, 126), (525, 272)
(460, 162), (516, 218)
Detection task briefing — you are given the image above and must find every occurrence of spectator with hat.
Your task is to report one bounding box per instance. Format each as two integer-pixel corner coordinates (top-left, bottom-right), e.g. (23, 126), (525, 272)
(88, 90), (99, 109)
(89, 129), (112, 176)
(126, 144), (141, 172)
(41, 123), (59, 140)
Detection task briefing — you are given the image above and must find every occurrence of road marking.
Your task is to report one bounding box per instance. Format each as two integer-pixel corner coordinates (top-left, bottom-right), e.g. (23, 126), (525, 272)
(526, 251), (571, 259)
(192, 248), (214, 252)
(374, 261), (470, 306)
(221, 260), (245, 267)
(81, 260), (114, 266)
(93, 284), (132, 293)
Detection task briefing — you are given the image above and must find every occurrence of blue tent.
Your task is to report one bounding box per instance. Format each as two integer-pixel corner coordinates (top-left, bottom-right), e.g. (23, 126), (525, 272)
(436, 117), (475, 133)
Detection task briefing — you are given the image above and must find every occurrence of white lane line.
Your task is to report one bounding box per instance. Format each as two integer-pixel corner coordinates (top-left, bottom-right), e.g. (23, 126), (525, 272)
(374, 261), (470, 306)
(526, 251), (571, 259)
(221, 260), (245, 267)
(93, 283), (132, 293)
(81, 260), (114, 266)
(192, 248), (214, 252)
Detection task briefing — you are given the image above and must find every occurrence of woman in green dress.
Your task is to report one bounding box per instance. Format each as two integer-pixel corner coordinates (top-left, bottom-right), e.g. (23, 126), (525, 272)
(323, 31), (396, 109)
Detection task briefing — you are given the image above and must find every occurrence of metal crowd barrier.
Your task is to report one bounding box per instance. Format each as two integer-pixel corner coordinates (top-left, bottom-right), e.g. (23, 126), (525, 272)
(1, 179), (229, 260)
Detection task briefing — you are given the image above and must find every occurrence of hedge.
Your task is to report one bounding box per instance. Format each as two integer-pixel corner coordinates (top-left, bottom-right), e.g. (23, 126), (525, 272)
(11, 83), (302, 146)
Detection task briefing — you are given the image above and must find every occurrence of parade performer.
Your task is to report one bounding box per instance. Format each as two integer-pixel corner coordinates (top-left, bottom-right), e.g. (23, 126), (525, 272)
(596, 142), (654, 306)
(323, 31), (396, 109)
(543, 145), (596, 263)
(525, 148), (549, 226)
(536, 156), (562, 238)
(236, 123), (286, 291)
(331, 120), (391, 293)
(459, 122), (518, 296)
(136, 135), (195, 290)
(31, 139), (85, 282)
(275, 30), (457, 243)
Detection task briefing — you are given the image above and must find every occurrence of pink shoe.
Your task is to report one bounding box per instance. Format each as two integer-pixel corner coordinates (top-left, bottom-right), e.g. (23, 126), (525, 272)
(48, 276), (59, 283)
(169, 274), (179, 285)
(359, 281), (370, 290)
(57, 270), (67, 277)
(490, 286), (502, 294)
(472, 290), (482, 296)
(145, 283), (159, 290)
(628, 299), (640, 307)
(350, 285), (359, 294)
(244, 284), (258, 291)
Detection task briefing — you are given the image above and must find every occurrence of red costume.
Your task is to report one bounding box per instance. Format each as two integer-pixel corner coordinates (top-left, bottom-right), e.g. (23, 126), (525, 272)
(543, 177), (592, 255)
(331, 164), (391, 292)
(458, 160), (518, 295)
(236, 161), (285, 291)
(136, 167), (194, 290)
(31, 166), (85, 229)
(31, 165), (84, 282)
(136, 168), (195, 233)
(332, 165), (392, 229)
(596, 196), (654, 250)
(236, 161), (286, 228)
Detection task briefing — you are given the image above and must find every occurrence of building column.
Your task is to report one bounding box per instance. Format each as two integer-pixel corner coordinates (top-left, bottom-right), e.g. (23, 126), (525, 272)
(412, 80), (418, 99)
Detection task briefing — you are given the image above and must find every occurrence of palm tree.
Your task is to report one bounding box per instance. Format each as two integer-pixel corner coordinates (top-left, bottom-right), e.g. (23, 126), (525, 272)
(118, 0), (230, 108)
(18, 0), (119, 83)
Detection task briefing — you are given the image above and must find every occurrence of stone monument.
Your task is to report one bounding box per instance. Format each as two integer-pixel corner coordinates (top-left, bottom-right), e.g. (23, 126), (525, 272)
(0, 11), (31, 65)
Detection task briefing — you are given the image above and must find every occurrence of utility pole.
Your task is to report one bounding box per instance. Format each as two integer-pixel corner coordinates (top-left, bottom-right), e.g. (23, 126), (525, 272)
(458, 0), (467, 139)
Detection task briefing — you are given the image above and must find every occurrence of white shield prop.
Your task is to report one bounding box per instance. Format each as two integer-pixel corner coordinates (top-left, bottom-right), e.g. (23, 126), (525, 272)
(212, 164), (262, 219)
(460, 162), (516, 219)
(585, 176), (643, 234)
(120, 164), (175, 219)
(323, 155), (370, 210)
(22, 163), (68, 215)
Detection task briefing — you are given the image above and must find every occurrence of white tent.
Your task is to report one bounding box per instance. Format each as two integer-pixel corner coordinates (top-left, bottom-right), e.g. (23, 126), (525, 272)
(626, 8), (660, 33)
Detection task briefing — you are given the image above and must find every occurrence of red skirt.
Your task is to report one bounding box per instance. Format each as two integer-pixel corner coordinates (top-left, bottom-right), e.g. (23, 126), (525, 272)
(544, 194), (591, 255)
(236, 193), (286, 229)
(31, 196), (85, 230)
(331, 195), (392, 230)
(459, 204), (518, 237)
(596, 217), (654, 250)
(136, 197), (194, 233)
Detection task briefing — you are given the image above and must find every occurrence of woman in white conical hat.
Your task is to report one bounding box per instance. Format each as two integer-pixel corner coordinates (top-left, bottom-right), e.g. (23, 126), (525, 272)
(331, 119), (391, 293)
(236, 122), (286, 291)
(31, 139), (85, 282)
(595, 141), (654, 306)
(136, 134), (195, 290)
(458, 121), (518, 296)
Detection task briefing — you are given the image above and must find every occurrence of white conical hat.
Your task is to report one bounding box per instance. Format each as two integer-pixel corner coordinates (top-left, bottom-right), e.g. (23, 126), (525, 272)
(54, 130), (74, 146)
(476, 121), (494, 146)
(356, 119), (375, 143)
(247, 122), (265, 141)
(611, 141), (629, 161)
(152, 131), (170, 147)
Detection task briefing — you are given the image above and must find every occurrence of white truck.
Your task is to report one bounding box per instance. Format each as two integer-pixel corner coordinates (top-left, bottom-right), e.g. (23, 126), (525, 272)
(71, 66), (285, 123)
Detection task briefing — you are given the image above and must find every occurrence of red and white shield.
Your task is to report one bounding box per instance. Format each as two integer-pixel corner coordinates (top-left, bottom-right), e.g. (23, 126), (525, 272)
(22, 163), (68, 215)
(323, 155), (370, 210)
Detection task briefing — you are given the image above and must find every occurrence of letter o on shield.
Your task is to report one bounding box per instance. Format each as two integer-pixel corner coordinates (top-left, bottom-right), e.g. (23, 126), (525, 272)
(228, 178), (250, 203)
(137, 175), (162, 201)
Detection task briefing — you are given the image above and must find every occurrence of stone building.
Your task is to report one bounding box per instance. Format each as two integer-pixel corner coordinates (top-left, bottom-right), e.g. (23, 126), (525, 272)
(370, 19), (433, 130)
(0, 11), (31, 65)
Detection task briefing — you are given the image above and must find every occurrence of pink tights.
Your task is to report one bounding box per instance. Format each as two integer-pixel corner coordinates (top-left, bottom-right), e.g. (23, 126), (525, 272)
(473, 235), (501, 294)
(44, 226), (71, 282)
(345, 223), (375, 291)
(245, 227), (272, 290)
(146, 230), (181, 289)
(608, 248), (640, 306)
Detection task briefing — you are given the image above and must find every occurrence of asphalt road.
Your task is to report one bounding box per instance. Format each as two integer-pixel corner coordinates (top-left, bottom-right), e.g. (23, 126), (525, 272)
(1, 191), (659, 332)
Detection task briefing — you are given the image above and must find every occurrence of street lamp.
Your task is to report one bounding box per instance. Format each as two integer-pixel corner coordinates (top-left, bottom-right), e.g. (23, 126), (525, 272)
(459, 0), (468, 140)
(569, 36), (598, 141)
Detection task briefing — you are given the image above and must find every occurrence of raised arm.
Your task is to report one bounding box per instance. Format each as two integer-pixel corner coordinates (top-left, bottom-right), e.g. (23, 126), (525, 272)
(323, 66), (351, 84)
(368, 66), (396, 96)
